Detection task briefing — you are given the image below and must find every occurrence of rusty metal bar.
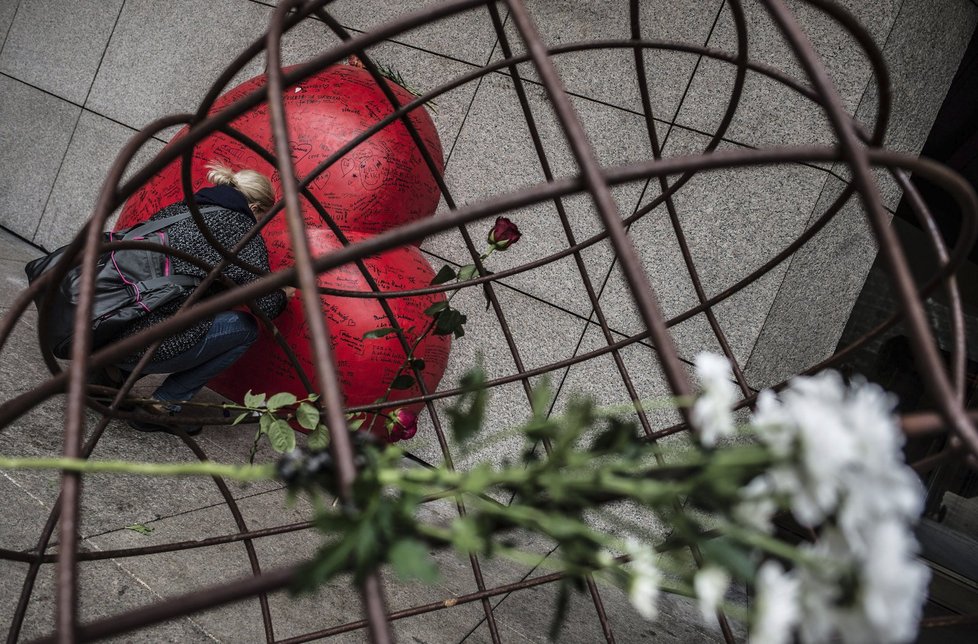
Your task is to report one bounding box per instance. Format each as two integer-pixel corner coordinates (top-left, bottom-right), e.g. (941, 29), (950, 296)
(2, 1), (977, 642)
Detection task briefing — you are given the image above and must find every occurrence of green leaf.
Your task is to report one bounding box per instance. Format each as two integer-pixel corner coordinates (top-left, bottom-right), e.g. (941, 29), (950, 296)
(306, 393), (320, 402)
(259, 413), (272, 435)
(391, 374), (415, 390)
(244, 390), (266, 409)
(410, 358), (426, 372)
(590, 417), (638, 454)
(348, 417), (365, 431)
(447, 367), (487, 446)
(457, 264), (478, 281)
(434, 308), (465, 337)
(701, 538), (755, 583)
(269, 419), (296, 453)
(431, 265), (457, 285)
(125, 523), (154, 536)
(450, 517), (483, 553)
(296, 402), (320, 430)
(267, 392), (298, 411)
(389, 539), (439, 583)
(232, 412), (250, 426)
(363, 326), (396, 340)
(308, 425), (329, 450)
(530, 378), (553, 422)
(423, 301), (448, 317)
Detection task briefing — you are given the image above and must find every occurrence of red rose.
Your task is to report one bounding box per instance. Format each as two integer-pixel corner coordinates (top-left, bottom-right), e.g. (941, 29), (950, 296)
(487, 217), (521, 250)
(386, 408), (418, 442)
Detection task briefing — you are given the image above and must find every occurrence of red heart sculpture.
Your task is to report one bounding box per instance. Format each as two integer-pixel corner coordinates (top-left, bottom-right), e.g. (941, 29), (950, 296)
(116, 64), (450, 441)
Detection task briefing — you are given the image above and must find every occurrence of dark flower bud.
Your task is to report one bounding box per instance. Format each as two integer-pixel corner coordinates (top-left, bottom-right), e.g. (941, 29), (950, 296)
(276, 449), (305, 486)
(386, 408), (418, 442)
(305, 450), (334, 478)
(487, 217), (521, 250)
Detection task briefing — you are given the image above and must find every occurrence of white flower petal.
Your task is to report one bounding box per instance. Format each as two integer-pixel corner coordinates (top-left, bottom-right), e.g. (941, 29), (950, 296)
(694, 566), (730, 623)
(624, 539), (662, 621)
(751, 561), (800, 644)
(692, 353), (738, 446)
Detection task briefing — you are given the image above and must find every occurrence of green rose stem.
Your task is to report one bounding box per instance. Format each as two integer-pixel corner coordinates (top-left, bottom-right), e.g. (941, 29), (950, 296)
(367, 244), (498, 437)
(0, 455), (274, 482)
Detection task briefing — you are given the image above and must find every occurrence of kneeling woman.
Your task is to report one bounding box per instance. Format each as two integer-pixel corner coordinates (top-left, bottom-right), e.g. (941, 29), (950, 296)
(116, 163), (294, 434)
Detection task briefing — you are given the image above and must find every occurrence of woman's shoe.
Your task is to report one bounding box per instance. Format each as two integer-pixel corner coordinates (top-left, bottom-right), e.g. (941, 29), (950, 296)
(127, 405), (202, 436)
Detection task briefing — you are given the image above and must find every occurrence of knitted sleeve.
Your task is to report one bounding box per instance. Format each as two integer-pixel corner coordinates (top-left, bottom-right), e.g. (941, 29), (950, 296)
(200, 211), (288, 320)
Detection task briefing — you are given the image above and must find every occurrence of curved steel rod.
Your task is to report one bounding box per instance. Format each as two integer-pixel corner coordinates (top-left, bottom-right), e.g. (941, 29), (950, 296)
(3, 2), (976, 641)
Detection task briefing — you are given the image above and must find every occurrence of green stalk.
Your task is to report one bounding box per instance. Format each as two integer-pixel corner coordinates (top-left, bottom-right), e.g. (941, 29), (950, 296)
(0, 455), (275, 482)
(716, 521), (814, 565)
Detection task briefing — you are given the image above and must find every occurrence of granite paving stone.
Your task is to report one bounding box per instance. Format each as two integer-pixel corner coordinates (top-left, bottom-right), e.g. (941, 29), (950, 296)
(0, 227), (43, 263)
(421, 71), (655, 320)
(0, 75), (79, 239)
(86, 489), (291, 642)
(551, 324), (686, 442)
(85, 0), (345, 136)
(745, 176), (880, 389)
(326, 0), (501, 66)
(675, 0), (900, 150)
(827, 0), (978, 211)
(0, 0), (19, 50)
(0, 392), (278, 539)
(0, 258), (34, 321)
(0, 471), (52, 552)
(489, 0), (724, 119)
(87, 490), (496, 643)
(406, 283), (593, 473)
(0, 0), (124, 104)
(34, 110), (165, 251)
(2, 555), (215, 642)
(595, 128), (830, 366)
(0, 309), (50, 418)
(482, 571), (736, 643)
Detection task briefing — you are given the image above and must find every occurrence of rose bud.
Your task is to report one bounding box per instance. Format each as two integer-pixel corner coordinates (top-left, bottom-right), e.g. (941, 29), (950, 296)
(487, 217), (521, 250)
(386, 408), (418, 442)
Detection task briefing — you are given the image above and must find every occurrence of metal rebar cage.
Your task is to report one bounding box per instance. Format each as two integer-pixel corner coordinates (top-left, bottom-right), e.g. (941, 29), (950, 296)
(2, 0), (977, 641)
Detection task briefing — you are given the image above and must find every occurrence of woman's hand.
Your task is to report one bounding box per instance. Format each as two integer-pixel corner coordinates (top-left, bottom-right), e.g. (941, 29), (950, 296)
(281, 286), (297, 300)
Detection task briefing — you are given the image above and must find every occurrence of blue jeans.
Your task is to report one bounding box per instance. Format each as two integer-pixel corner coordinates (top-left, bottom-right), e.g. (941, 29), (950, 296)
(120, 311), (259, 409)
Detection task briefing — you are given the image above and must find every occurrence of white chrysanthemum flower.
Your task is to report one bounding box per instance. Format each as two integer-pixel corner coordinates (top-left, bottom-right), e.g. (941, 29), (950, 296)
(749, 372), (921, 529)
(694, 566), (730, 623)
(796, 566), (839, 644)
(751, 389), (793, 457)
(751, 561), (800, 644)
(733, 475), (778, 533)
(624, 539), (662, 621)
(744, 371), (928, 644)
(851, 520), (930, 643)
(838, 465), (924, 554)
(795, 523), (929, 644)
(692, 353), (739, 446)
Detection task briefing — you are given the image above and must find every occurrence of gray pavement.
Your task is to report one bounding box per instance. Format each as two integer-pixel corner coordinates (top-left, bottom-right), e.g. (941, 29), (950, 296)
(2, 0), (977, 641)
(0, 206), (731, 640)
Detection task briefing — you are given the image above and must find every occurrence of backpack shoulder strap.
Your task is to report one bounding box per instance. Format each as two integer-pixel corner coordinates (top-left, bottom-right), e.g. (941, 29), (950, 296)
(135, 274), (202, 292)
(122, 205), (225, 239)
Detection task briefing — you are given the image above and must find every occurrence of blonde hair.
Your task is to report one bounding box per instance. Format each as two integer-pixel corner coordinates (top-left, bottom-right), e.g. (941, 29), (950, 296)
(206, 162), (275, 214)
